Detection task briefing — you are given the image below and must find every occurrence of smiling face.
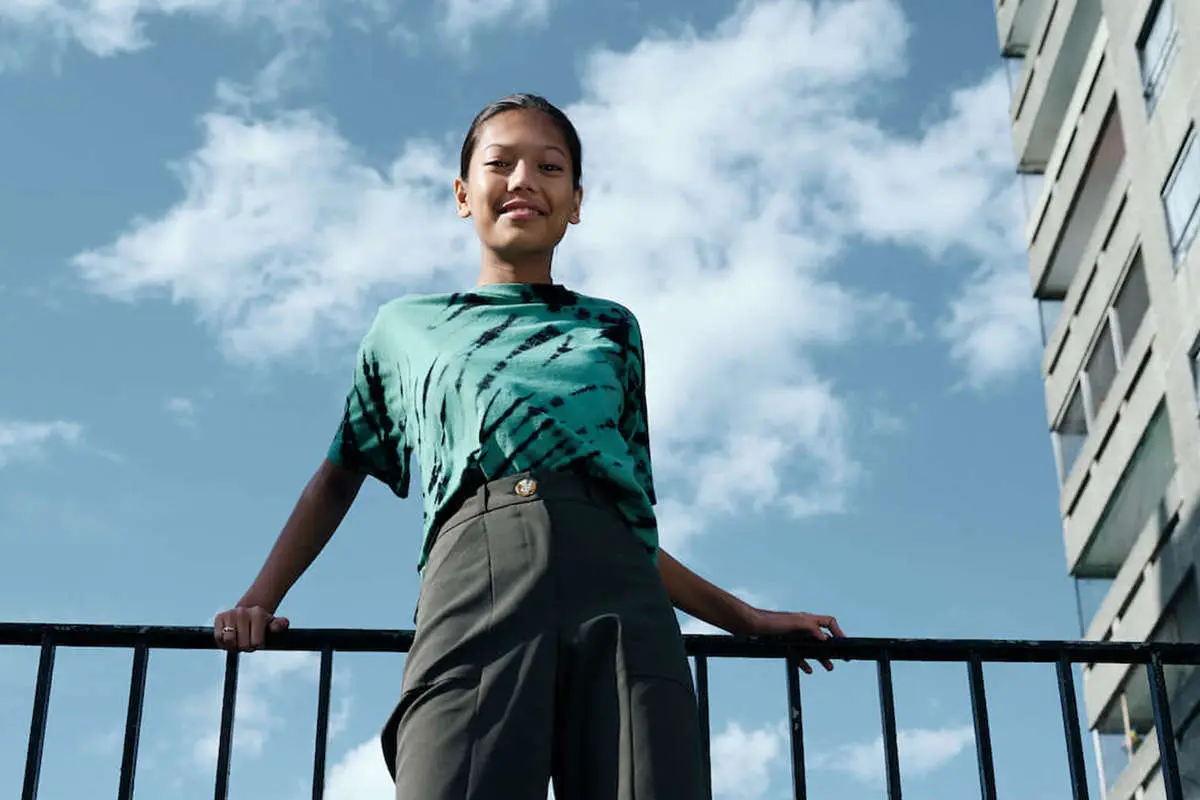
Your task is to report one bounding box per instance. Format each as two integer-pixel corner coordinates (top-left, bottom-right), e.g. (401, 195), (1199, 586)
(454, 108), (583, 267)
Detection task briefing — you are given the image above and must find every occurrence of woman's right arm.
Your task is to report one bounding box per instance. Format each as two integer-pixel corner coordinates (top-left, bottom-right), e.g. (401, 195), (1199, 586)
(214, 458), (365, 651)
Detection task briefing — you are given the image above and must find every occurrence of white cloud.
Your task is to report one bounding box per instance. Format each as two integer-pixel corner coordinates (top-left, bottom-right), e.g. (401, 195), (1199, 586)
(711, 721), (787, 799)
(72, 0), (1030, 542)
(813, 724), (974, 785)
(188, 650), (318, 768)
(942, 259), (1041, 390)
(439, 0), (552, 41)
(165, 397), (198, 427)
(324, 737), (395, 800)
(0, 0), (323, 67)
(0, 0), (556, 69)
(870, 407), (905, 434)
(74, 108), (475, 361)
(0, 420), (83, 467)
(815, 66), (1037, 387)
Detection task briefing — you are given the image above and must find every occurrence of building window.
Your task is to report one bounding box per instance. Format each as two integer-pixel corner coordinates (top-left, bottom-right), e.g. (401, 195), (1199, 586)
(1112, 251), (1149, 351)
(1191, 345), (1200, 413)
(1085, 320), (1120, 414)
(1138, 0), (1179, 111)
(1039, 298), (1065, 346)
(1055, 384), (1090, 482)
(1163, 128), (1200, 263)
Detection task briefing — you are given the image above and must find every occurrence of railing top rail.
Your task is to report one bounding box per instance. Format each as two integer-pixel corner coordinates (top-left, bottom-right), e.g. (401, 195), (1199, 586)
(3, 623), (1200, 664)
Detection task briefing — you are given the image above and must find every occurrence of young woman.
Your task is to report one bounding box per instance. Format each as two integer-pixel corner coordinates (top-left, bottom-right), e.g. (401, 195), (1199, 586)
(214, 93), (844, 800)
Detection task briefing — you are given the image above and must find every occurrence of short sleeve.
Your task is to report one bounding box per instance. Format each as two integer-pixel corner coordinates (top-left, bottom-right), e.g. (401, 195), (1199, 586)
(327, 316), (412, 498)
(619, 312), (657, 505)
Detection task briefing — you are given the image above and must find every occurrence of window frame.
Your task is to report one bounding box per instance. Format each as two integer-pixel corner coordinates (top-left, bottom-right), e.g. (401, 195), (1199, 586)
(1137, 0), (1179, 112)
(1161, 126), (1200, 265)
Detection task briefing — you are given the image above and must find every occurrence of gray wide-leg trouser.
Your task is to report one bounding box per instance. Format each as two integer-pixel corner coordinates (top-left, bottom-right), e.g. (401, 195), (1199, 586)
(380, 471), (705, 800)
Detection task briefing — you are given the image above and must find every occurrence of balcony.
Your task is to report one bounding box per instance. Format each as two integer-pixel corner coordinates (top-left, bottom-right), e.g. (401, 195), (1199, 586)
(1084, 529), (1198, 732)
(1025, 28), (1119, 298)
(5, 623), (1200, 800)
(1086, 572), (1200, 800)
(1046, 240), (1150, 490)
(1083, 476), (1186, 646)
(1041, 172), (1135, 439)
(996, 0), (1049, 57)
(1065, 392), (1176, 580)
(1009, 0), (1104, 173)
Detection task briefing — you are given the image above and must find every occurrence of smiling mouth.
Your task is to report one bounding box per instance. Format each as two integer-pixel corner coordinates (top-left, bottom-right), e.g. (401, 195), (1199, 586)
(501, 207), (544, 218)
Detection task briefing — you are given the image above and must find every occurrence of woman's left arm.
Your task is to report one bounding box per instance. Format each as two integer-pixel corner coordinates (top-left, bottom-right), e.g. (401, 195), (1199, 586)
(617, 315), (844, 670)
(657, 548), (845, 672)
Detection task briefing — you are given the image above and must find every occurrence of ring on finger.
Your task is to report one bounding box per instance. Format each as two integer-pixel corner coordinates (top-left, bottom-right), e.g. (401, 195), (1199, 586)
(222, 626), (236, 634)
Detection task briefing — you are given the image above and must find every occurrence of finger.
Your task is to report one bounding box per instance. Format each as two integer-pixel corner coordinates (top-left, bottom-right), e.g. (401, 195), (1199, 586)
(269, 617), (289, 633)
(825, 616), (846, 638)
(798, 658), (813, 675)
(215, 614), (237, 650)
(236, 608), (253, 652)
(821, 658), (834, 672)
(249, 609), (267, 652)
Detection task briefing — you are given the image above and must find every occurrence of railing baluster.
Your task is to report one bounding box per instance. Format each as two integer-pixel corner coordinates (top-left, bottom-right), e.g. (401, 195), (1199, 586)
(695, 654), (713, 800)
(1148, 652), (1185, 800)
(1055, 657), (1089, 800)
(312, 648), (334, 800)
(785, 657), (807, 800)
(21, 635), (56, 800)
(967, 655), (997, 800)
(117, 643), (150, 800)
(214, 650), (240, 800)
(877, 653), (902, 800)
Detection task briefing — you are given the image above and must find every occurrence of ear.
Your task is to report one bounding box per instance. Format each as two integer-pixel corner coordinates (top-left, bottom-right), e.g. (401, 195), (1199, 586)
(568, 185), (583, 225)
(453, 176), (471, 219)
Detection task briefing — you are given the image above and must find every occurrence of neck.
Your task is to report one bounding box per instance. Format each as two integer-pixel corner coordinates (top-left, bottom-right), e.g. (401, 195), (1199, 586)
(477, 251), (555, 286)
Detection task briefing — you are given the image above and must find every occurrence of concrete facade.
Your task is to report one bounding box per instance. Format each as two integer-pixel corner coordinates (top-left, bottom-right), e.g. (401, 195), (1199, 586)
(993, 0), (1200, 797)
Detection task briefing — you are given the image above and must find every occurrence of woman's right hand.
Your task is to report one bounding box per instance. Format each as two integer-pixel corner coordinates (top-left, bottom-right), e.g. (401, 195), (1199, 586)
(213, 605), (290, 652)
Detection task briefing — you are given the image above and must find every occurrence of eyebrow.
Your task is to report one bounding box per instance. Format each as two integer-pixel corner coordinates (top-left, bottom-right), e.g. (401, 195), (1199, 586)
(482, 143), (568, 158)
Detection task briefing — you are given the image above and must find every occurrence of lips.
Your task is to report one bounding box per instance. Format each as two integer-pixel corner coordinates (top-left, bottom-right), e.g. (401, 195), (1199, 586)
(500, 200), (545, 217)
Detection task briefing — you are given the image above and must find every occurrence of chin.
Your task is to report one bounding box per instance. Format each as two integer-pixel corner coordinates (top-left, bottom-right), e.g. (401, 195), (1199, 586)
(488, 232), (564, 257)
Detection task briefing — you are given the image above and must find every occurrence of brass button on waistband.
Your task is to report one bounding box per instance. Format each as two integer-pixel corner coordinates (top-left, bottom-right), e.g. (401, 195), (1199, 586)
(514, 477), (538, 497)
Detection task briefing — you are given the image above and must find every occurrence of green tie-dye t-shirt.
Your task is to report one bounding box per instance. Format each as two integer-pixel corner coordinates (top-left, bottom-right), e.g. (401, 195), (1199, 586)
(328, 282), (658, 572)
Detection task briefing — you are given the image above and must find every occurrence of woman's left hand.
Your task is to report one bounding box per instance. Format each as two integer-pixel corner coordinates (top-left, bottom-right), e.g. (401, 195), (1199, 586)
(747, 609), (845, 674)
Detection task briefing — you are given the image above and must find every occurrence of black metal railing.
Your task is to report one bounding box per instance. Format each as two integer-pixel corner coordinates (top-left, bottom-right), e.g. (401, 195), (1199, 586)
(3, 623), (1200, 800)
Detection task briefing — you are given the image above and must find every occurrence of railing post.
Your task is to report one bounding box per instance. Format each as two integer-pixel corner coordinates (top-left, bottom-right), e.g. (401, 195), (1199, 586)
(877, 652), (902, 800)
(785, 656), (807, 800)
(1148, 652), (1185, 800)
(695, 654), (712, 800)
(1056, 657), (1089, 800)
(117, 643), (150, 800)
(312, 648), (334, 800)
(21, 634), (56, 800)
(214, 650), (240, 800)
(967, 655), (998, 800)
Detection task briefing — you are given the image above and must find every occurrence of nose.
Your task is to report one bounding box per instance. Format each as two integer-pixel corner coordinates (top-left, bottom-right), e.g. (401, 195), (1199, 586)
(507, 158), (537, 192)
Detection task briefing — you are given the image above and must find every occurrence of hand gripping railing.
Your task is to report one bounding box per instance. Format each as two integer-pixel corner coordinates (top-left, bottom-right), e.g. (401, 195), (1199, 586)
(3, 623), (1200, 800)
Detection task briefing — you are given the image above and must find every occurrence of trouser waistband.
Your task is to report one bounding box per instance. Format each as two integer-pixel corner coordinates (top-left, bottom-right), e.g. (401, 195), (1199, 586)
(436, 470), (618, 537)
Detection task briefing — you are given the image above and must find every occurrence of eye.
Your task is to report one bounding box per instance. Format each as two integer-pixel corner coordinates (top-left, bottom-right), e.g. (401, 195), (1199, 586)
(485, 159), (509, 168)
(541, 164), (564, 172)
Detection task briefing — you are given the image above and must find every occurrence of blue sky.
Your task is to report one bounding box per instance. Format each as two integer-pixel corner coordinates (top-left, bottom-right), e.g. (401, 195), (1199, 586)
(0, 0), (1108, 797)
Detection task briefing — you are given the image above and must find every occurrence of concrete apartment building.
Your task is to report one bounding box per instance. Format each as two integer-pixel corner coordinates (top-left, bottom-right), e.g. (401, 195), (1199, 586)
(993, 0), (1200, 797)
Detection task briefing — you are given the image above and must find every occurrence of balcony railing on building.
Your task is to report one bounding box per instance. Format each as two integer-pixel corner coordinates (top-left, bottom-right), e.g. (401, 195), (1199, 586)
(4, 623), (1200, 800)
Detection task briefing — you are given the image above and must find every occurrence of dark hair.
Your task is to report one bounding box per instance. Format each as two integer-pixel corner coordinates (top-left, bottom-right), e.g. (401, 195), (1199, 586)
(459, 93), (583, 190)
